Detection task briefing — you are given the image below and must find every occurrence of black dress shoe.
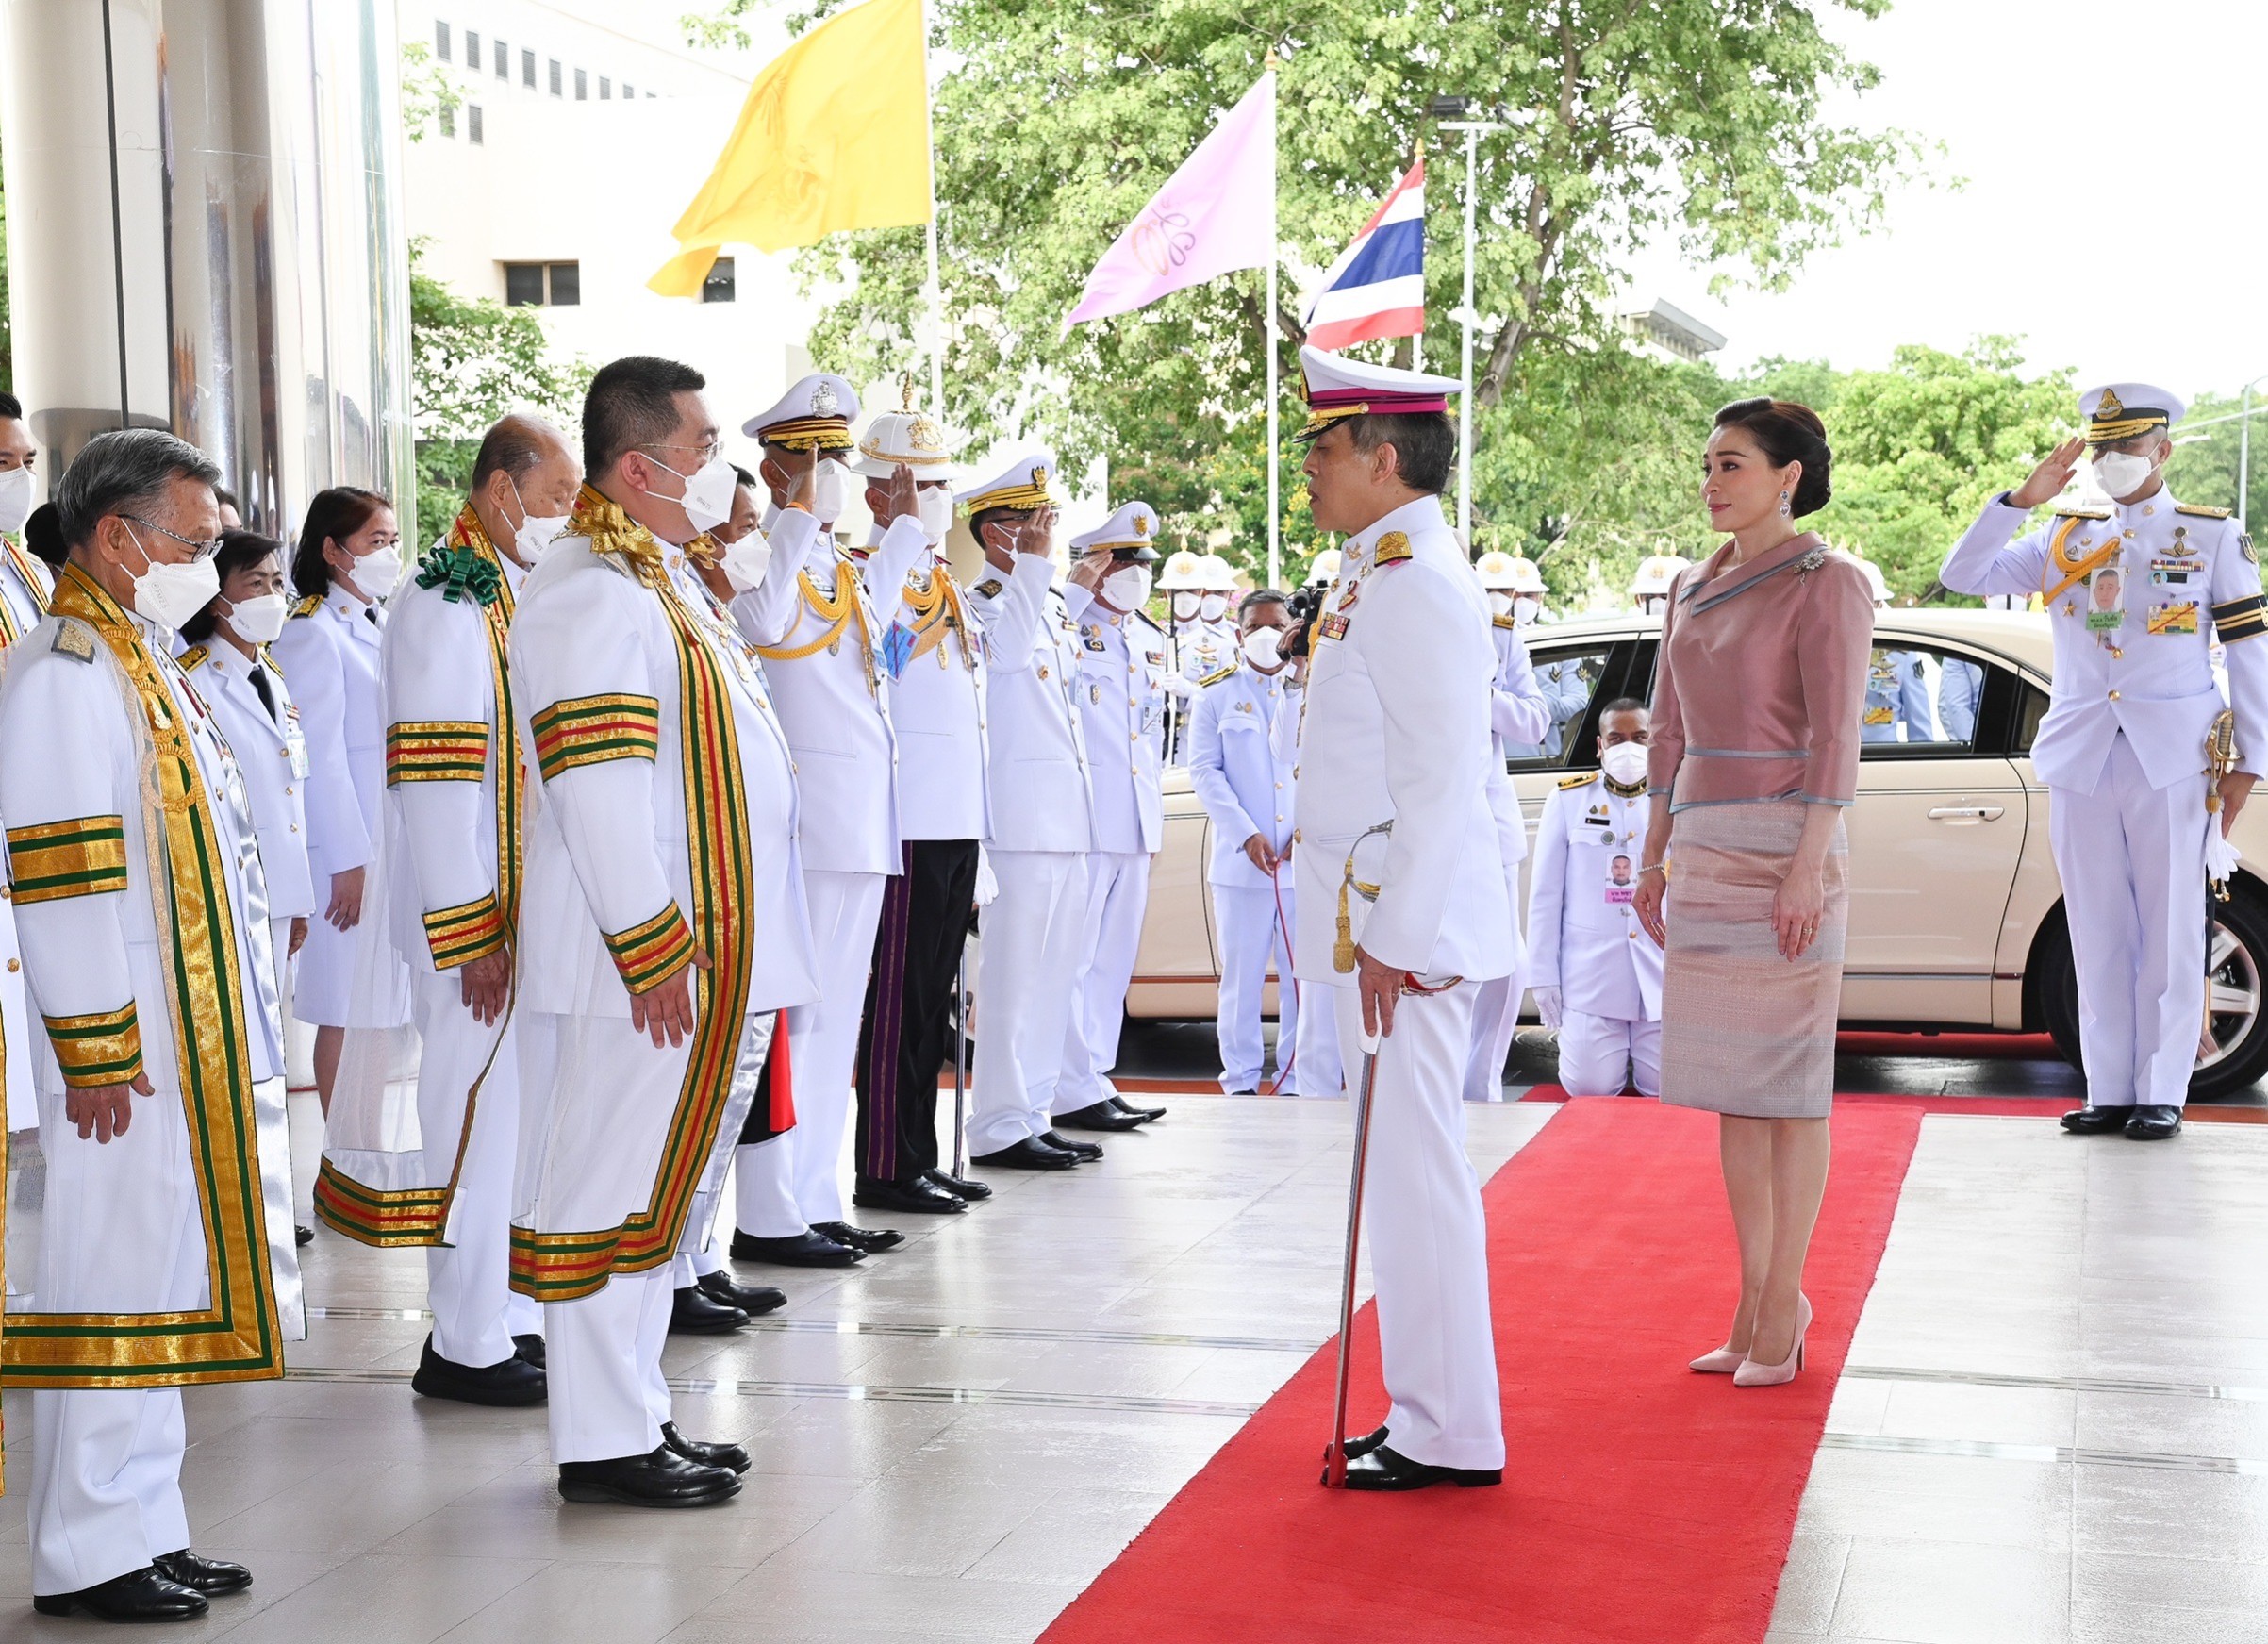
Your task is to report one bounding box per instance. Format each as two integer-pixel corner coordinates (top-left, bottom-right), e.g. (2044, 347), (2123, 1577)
(1039, 1129), (1104, 1161)
(33, 1567), (208, 1621)
(670, 1284), (749, 1335)
(811, 1220), (904, 1254)
(2061, 1104), (2133, 1135)
(698, 1269), (787, 1316)
(729, 1228), (862, 1267)
(1110, 1094), (1167, 1122)
(924, 1167), (992, 1201)
(1342, 1444), (1501, 1491)
(557, 1443), (741, 1507)
(971, 1138), (1080, 1171)
(151, 1550), (252, 1596)
(662, 1420), (751, 1474)
(410, 1336), (548, 1406)
(514, 1333), (547, 1369)
(853, 1174), (968, 1214)
(1053, 1100), (1146, 1132)
(2126, 1104), (2183, 1139)
(1339, 1424), (1389, 1461)
(295, 1223), (314, 1246)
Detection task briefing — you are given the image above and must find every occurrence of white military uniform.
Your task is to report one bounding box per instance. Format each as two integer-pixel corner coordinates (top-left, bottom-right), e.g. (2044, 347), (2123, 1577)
(1941, 385), (2268, 1114)
(508, 490), (818, 1463)
(0, 535), (54, 1130)
(1862, 648), (1934, 741)
(0, 532), (53, 640)
(1528, 771), (1663, 1095)
(271, 582), (386, 1023)
(1463, 611), (1551, 1102)
(1188, 655), (1340, 1095)
(1054, 507), (1167, 1120)
(1, 569), (291, 1598)
(960, 454), (1099, 1156)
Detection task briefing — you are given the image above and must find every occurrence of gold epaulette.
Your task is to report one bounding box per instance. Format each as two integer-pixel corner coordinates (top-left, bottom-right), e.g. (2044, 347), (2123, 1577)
(258, 644), (283, 678)
(1373, 531), (1413, 566)
(177, 644), (208, 672)
(1198, 665), (1236, 688)
(290, 593), (321, 618)
(1492, 613), (1517, 630)
(1557, 770), (1599, 790)
(2053, 507), (2111, 521)
(2177, 503), (2234, 519)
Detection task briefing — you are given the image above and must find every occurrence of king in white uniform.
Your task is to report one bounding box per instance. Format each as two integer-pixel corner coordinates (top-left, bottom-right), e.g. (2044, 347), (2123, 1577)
(1942, 383), (2268, 1140)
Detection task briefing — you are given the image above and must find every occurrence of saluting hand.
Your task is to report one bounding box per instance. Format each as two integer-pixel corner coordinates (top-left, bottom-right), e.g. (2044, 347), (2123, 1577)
(69, 1070), (154, 1143)
(2009, 436), (2087, 511)
(875, 461), (919, 528)
(629, 948), (713, 1048)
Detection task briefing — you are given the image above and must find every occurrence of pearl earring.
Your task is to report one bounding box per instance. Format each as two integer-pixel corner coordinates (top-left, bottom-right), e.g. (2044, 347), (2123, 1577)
(1779, 490), (1792, 519)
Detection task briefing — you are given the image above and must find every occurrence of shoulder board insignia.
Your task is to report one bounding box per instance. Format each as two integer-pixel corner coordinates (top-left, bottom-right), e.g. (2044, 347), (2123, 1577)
(1373, 532), (1413, 565)
(258, 644), (284, 677)
(1492, 613), (1517, 630)
(2244, 534), (2258, 566)
(2176, 504), (2234, 519)
(51, 618), (96, 662)
(1557, 770), (1600, 789)
(290, 593), (322, 618)
(2052, 508), (2111, 521)
(974, 578), (1004, 599)
(1198, 665), (1236, 687)
(177, 644), (209, 672)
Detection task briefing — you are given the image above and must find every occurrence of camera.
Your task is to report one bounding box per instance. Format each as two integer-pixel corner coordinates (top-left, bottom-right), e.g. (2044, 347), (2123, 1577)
(1282, 582), (1325, 660)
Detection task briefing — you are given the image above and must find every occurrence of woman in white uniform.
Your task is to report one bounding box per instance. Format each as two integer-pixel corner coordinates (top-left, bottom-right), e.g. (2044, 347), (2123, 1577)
(268, 488), (399, 1113)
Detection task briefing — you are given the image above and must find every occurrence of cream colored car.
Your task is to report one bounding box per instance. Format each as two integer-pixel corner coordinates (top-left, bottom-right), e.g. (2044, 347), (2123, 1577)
(1128, 608), (2268, 1099)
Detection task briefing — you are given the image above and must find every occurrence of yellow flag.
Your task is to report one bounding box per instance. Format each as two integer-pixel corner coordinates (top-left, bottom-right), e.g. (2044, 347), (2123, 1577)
(650, 0), (932, 295)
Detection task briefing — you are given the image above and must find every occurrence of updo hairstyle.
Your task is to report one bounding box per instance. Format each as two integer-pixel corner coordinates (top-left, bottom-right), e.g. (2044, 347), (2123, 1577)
(1712, 397), (1832, 518)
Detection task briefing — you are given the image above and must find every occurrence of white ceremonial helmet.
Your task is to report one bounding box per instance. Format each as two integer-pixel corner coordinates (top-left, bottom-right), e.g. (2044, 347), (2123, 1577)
(1197, 552), (1239, 591)
(1158, 549), (1208, 590)
(1856, 558), (1892, 606)
(1629, 554), (1689, 600)
(1474, 550), (1520, 590)
(1505, 555), (1546, 594)
(853, 389), (964, 482)
(1305, 547), (1342, 587)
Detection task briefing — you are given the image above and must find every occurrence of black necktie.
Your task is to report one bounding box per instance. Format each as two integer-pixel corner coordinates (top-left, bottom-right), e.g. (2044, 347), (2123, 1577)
(250, 664), (278, 724)
(364, 606), (380, 628)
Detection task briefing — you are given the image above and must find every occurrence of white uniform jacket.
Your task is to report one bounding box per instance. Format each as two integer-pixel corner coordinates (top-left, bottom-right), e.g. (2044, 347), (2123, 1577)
(729, 509), (904, 876)
(0, 536), (53, 642)
(1487, 614), (1552, 869)
(1942, 491), (2268, 790)
(1292, 495), (1513, 985)
(270, 588), (385, 875)
(1526, 772), (1662, 1021)
(1174, 622), (1236, 694)
(875, 537), (990, 844)
(964, 555), (1095, 855)
(1065, 585), (1166, 855)
(1187, 660), (1297, 888)
(1861, 647), (1934, 742)
(183, 639), (315, 922)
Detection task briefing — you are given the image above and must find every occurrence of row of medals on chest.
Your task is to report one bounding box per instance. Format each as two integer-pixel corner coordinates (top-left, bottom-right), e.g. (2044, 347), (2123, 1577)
(2068, 524), (2204, 648)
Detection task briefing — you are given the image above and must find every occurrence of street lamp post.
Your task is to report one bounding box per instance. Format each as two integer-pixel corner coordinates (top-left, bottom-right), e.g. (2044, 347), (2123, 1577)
(1428, 97), (1503, 544)
(2242, 374), (2268, 531)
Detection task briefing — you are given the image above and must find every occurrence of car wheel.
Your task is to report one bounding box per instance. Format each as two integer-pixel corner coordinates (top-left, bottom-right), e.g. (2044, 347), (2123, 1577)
(2037, 885), (2268, 1101)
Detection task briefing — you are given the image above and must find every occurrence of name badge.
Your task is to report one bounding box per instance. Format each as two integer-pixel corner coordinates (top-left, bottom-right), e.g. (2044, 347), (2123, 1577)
(2086, 565), (2125, 632)
(284, 704), (310, 779)
(2149, 600), (2199, 636)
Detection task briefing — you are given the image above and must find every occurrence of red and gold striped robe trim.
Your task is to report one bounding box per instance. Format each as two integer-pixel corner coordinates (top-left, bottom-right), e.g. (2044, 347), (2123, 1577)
(604, 904), (698, 994)
(385, 721), (489, 785)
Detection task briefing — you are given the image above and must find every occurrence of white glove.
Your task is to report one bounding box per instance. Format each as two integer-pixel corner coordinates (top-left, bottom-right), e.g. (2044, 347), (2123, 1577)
(719, 533), (774, 593)
(2208, 828), (2243, 890)
(1163, 673), (1197, 701)
(1533, 986), (1564, 1030)
(973, 846), (1001, 908)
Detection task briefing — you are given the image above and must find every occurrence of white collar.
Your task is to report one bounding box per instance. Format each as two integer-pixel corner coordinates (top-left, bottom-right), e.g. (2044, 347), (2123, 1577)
(1345, 493), (1446, 561)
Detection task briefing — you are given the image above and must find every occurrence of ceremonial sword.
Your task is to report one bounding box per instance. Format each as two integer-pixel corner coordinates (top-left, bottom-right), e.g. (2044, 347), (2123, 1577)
(952, 946), (969, 1181)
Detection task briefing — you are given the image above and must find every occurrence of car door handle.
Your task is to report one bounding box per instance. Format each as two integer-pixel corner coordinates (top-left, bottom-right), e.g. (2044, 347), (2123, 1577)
(1927, 805), (2005, 822)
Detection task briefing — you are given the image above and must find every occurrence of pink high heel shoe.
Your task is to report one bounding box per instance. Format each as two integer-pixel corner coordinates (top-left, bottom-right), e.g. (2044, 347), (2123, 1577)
(1733, 1294), (1813, 1388)
(1688, 1346), (1746, 1374)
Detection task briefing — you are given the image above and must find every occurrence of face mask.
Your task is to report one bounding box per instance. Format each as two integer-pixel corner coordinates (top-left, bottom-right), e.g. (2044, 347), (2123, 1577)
(349, 546), (403, 600)
(224, 591), (290, 644)
(719, 534), (773, 594)
(1600, 742), (1650, 787)
(0, 467), (34, 536)
(1200, 592), (1231, 623)
(1513, 595), (1541, 625)
(1487, 591), (1513, 617)
(812, 458), (850, 523)
(122, 523), (222, 631)
(2094, 450), (2156, 499)
(1241, 626), (1283, 669)
(650, 453), (737, 534)
(1102, 565), (1153, 611)
(916, 486), (953, 544)
(508, 476), (569, 563)
(1171, 590), (1201, 622)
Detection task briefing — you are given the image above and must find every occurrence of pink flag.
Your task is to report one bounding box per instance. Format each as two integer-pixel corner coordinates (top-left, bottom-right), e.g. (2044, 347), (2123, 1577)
(1064, 72), (1276, 330)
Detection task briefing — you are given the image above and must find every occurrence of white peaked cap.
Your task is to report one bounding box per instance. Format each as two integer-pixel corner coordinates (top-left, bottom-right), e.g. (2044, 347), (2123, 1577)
(954, 450), (1057, 513)
(1068, 502), (1161, 560)
(742, 373), (862, 448)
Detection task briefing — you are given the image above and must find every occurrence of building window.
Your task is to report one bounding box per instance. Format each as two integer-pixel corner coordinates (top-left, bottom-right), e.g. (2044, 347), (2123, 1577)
(599, 76), (611, 99)
(549, 58), (562, 96)
(467, 104), (484, 144)
(522, 47), (535, 88)
(438, 101), (455, 138)
(493, 38), (507, 77)
(504, 262), (581, 307)
(435, 20), (450, 59)
(702, 257), (737, 304)
(621, 82), (635, 99)
(574, 68), (588, 100)
(465, 30), (479, 66)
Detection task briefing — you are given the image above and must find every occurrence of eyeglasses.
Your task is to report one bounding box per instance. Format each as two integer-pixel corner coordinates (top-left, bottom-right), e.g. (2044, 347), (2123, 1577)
(637, 440), (724, 467)
(122, 515), (223, 562)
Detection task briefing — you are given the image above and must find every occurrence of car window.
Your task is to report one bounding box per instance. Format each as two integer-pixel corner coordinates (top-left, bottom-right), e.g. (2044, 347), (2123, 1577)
(1503, 641), (1616, 771)
(1861, 643), (1996, 756)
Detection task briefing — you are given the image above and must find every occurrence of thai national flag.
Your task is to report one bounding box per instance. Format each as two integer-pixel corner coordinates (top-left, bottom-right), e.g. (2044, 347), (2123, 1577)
(1301, 158), (1425, 350)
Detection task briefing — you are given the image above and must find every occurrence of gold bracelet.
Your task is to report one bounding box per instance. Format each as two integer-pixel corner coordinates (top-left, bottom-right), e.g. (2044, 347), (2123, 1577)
(1637, 862), (1667, 876)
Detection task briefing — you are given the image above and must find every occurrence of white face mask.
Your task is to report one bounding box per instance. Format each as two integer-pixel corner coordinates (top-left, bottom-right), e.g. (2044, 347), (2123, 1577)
(812, 458), (853, 524)
(2094, 450), (2156, 500)
(1241, 626), (1283, 669)
(0, 466), (35, 536)
(224, 590), (290, 644)
(1170, 590), (1202, 622)
(123, 524), (222, 631)
(1102, 564), (1153, 611)
(916, 486), (953, 544)
(650, 452), (737, 534)
(349, 546), (403, 600)
(1200, 592), (1231, 623)
(508, 476), (569, 563)
(1487, 591), (1513, 617)
(1600, 741), (1650, 787)
(1513, 595), (1541, 625)
(719, 533), (773, 594)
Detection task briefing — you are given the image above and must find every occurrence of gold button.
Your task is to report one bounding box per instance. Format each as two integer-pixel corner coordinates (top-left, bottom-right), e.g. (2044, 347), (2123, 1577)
(285, 787), (294, 796)
(2109, 690), (2121, 701)
(278, 748), (289, 758)
(5, 958), (15, 972)
(1292, 828), (1302, 842)
(2109, 648), (2122, 659)
(290, 823), (300, 832)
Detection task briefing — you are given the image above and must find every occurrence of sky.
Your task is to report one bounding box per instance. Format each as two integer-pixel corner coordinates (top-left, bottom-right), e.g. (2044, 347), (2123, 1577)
(1621, 0), (2266, 406)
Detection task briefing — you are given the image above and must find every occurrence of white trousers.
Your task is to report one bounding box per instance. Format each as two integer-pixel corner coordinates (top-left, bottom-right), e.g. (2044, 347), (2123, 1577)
(1293, 982), (1347, 1097)
(731, 868), (887, 1235)
(1556, 1010), (1663, 1097)
(968, 850), (1089, 1154)
(545, 1261), (675, 1463)
(413, 971), (537, 1366)
(1055, 851), (1151, 1114)
(30, 1387), (190, 1596)
(1332, 980), (1505, 1471)
(1462, 842), (1530, 1103)
(1213, 879), (1297, 1093)
(676, 1012), (779, 1281)
(2050, 733), (2210, 1109)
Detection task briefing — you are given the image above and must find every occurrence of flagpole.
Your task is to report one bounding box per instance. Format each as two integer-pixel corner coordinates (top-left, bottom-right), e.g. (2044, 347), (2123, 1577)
(921, 0), (945, 412)
(1264, 58), (1280, 591)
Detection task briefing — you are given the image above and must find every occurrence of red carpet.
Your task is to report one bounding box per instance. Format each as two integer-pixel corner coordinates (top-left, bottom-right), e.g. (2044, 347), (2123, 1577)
(1520, 1083), (2069, 1118)
(1041, 1098), (1935, 1644)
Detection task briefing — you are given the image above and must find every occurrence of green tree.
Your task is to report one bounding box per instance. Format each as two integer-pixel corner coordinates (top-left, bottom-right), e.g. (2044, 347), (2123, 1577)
(2167, 392), (2268, 539)
(407, 244), (590, 545)
(400, 41), (462, 142)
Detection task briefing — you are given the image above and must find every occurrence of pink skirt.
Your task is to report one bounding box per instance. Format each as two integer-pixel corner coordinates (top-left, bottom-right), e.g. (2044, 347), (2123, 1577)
(1658, 800), (1846, 1119)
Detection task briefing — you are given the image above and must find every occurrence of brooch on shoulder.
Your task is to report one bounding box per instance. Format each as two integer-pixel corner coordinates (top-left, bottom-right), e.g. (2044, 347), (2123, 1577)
(1792, 546), (1829, 579)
